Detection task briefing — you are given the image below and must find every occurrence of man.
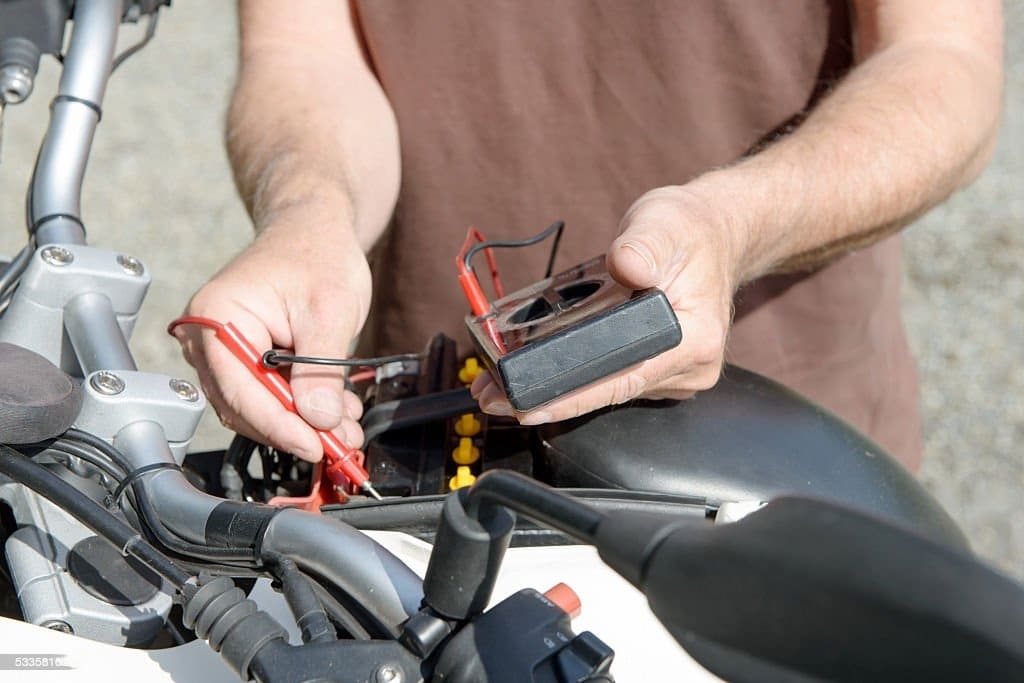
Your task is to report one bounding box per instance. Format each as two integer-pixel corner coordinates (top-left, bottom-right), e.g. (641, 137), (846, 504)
(174, 1), (1002, 472)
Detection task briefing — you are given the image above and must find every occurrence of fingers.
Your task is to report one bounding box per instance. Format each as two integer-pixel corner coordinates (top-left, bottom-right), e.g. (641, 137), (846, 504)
(175, 315), (325, 461)
(174, 270), (368, 459)
(285, 256), (371, 434)
(607, 187), (691, 289)
(476, 349), (719, 426)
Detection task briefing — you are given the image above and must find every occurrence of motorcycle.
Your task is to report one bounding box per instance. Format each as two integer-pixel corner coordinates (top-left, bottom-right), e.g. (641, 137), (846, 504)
(0, 3), (1021, 682)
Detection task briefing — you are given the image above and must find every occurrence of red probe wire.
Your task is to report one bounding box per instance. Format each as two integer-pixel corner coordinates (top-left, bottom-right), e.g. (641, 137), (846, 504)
(456, 227), (508, 353)
(167, 316), (381, 500)
(456, 227), (505, 317)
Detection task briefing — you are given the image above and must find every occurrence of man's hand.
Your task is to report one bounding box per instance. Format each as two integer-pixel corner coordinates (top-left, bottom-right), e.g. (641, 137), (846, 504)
(176, 0), (399, 460)
(174, 206), (371, 462)
(471, 185), (741, 422)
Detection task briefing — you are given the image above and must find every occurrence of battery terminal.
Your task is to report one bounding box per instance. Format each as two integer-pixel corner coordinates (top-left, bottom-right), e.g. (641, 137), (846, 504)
(454, 413), (482, 437)
(458, 357), (484, 385)
(449, 465), (477, 490)
(452, 437), (480, 466)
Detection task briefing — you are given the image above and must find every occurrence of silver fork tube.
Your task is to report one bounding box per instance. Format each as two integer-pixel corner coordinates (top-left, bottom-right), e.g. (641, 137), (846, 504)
(31, 0), (121, 246)
(64, 292), (137, 372)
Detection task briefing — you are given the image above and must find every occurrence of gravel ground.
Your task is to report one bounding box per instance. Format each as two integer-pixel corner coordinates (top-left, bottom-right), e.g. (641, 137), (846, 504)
(0, 4), (1020, 578)
(908, 3), (1024, 578)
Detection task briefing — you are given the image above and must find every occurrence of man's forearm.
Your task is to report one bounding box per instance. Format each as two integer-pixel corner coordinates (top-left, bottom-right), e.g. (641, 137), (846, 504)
(695, 0), (1003, 284)
(228, 0), (400, 252)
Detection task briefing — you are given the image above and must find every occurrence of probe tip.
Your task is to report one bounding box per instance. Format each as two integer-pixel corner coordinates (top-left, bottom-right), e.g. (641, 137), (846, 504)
(362, 482), (383, 500)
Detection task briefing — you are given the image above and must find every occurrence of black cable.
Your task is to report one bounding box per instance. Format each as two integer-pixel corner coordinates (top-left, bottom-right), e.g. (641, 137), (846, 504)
(25, 438), (127, 484)
(464, 470), (606, 544)
(130, 479), (258, 565)
(463, 220), (566, 279)
(110, 11), (160, 73)
(58, 430), (258, 565)
(262, 350), (423, 368)
(110, 462), (181, 505)
(543, 221), (565, 279)
(0, 240), (34, 301)
(264, 553), (336, 643)
(304, 575), (373, 640)
(0, 444), (191, 589)
(62, 428), (134, 471)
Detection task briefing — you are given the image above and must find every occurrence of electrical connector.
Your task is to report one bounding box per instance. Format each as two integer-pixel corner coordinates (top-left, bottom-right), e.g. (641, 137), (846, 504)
(454, 413), (482, 437)
(452, 437), (481, 466)
(449, 466), (476, 490)
(458, 358), (484, 385)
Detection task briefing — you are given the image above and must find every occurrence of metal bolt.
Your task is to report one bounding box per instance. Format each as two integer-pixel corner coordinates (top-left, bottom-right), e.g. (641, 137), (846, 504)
(375, 666), (402, 683)
(41, 620), (74, 634)
(0, 64), (34, 104)
(40, 246), (74, 266)
(169, 378), (200, 403)
(90, 371), (125, 396)
(116, 253), (145, 276)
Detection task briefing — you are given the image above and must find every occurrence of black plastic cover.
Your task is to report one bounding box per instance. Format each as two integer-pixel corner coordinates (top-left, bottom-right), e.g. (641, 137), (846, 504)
(422, 490), (514, 620)
(594, 497), (1024, 682)
(0, 0), (70, 56)
(432, 588), (614, 683)
(539, 364), (965, 548)
(0, 342), (82, 444)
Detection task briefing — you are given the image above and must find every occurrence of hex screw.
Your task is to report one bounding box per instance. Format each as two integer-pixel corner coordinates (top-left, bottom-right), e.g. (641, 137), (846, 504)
(116, 254), (145, 276)
(375, 666), (402, 683)
(169, 378), (200, 403)
(90, 371), (125, 396)
(41, 620), (74, 634)
(40, 246), (74, 267)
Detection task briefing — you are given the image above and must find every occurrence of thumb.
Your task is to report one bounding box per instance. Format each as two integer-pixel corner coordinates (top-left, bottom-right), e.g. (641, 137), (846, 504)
(607, 192), (687, 290)
(288, 310), (360, 432)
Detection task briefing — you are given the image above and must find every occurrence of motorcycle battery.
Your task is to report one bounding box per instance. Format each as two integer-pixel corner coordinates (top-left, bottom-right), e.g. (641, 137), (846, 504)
(465, 256), (681, 411)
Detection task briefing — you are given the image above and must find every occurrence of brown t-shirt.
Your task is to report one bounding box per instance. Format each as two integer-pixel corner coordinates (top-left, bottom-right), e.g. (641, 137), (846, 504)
(352, 0), (922, 470)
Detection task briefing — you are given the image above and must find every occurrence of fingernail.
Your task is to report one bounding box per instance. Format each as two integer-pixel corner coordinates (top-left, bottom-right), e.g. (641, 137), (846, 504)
(519, 411), (552, 426)
(482, 399), (514, 416)
(621, 240), (657, 279)
(302, 389), (344, 420)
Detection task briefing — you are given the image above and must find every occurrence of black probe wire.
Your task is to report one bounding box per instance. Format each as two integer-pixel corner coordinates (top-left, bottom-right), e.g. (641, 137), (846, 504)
(0, 444), (192, 589)
(463, 220), (566, 282)
(265, 221), (565, 369)
(262, 350), (424, 368)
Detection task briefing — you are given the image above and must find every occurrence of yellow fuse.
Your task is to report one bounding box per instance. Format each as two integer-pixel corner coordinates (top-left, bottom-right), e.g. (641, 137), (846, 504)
(454, 413), (482, 437)
(458, 357), (483, 385)
(452, 437), (480, 465)
(449, 465), (476, 490)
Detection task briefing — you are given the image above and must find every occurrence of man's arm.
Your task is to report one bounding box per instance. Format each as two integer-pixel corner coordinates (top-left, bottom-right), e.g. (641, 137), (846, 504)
(228, 0), (399, 250)
(711, 0), (1002, 279)
(174, 0), (400, 460)
(475, 0), (1003, 422)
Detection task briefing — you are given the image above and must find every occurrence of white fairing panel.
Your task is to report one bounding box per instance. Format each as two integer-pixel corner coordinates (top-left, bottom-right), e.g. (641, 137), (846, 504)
(0, 531), (721, 683)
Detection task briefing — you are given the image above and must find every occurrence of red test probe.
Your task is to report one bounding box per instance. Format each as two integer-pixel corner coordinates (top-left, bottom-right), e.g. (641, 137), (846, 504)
(167, 316), (382, 500)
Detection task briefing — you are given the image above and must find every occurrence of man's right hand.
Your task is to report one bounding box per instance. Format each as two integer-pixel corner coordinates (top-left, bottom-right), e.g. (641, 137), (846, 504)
(173, 206), (372, 463)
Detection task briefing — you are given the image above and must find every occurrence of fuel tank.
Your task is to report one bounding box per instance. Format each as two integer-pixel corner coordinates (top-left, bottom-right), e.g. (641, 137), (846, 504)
(538, 365), (965, 548)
